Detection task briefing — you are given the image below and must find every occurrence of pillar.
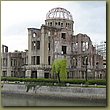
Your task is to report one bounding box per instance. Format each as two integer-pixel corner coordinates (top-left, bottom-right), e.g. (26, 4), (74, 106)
(7, 53), (11, 76)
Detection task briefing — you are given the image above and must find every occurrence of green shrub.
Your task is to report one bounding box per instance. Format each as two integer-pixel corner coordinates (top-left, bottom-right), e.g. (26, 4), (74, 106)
(62, 79), (86, 84)
(88, 80), (106, 85)
(85, 81), (89, 87)
(1, 77), (106, 85)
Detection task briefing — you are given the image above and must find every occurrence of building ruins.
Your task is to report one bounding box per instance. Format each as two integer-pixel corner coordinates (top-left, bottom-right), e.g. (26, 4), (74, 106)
(1, 7), (106, 79)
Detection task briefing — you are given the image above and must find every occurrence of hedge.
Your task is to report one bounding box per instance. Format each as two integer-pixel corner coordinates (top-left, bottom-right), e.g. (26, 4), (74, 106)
(88, 80), (106, 85)
(1, 77), (106, 85)
(1, 77), (57, 83)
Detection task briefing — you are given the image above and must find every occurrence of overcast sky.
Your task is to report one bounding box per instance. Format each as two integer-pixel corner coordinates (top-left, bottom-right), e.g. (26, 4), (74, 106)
(1, 1), (106, 52)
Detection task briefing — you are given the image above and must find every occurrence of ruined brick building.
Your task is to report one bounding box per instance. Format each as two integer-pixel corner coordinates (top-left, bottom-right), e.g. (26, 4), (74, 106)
(1, 7), (106, 79)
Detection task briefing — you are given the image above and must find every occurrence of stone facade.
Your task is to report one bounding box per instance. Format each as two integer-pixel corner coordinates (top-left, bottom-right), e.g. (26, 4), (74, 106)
(1, 7), (106, 79)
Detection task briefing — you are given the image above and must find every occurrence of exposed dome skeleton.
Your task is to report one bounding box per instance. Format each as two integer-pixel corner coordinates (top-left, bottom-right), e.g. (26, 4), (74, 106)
(46, 7), (73, 20)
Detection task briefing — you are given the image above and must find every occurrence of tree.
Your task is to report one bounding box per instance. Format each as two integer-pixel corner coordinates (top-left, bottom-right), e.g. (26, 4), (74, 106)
(52, 58), (68, 83)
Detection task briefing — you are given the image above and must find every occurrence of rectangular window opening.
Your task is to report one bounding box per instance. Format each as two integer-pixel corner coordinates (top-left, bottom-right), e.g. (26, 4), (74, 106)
(37, 41), (40, 49)
(48, 56), (51, 65)
(48, 43), (50, 51)
(44, 73), (49, 78)
(31, 56), (35, 65)
(37, 56), (40, 65)
(62, 46), (67, 54)
(50, 22), (52, 26)
(32, 41), (36, 50)
(61, 33), (66, 39)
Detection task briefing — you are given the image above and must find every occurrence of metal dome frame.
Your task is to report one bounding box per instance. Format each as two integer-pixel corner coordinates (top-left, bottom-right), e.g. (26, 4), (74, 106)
(46, 7), (73, 20)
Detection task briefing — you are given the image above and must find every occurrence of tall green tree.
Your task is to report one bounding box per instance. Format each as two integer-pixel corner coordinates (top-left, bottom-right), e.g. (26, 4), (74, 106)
(52, 58), (68, 83)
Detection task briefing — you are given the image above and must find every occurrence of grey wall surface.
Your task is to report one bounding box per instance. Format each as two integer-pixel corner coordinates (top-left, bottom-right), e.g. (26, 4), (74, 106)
(2, 84), (106, 100)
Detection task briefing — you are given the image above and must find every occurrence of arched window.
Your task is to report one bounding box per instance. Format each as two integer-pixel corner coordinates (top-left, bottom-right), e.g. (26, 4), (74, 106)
(55, 22), (57, 26)
(50, 22), (52, 26)
(33, 33), (36, 37)
(58, 22), (60, 25)
(61, 23), (63, 27)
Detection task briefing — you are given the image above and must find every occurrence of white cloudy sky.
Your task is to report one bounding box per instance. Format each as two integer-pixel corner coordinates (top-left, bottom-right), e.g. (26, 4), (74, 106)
(1, 1), (106, 52)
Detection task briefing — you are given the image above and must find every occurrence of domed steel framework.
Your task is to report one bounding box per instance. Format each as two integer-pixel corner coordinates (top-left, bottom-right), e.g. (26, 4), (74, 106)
(46, 7), (73, 20)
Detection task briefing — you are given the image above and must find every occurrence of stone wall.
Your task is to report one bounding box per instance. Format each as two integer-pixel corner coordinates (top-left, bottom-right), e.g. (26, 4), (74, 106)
(2, 84), (106, 100)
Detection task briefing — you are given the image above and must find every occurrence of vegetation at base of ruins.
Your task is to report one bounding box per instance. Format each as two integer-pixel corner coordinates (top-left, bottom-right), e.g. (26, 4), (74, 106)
(85, 81), (89, 87)
(51, 58), (68, 83)
(1, 77), (106, 86)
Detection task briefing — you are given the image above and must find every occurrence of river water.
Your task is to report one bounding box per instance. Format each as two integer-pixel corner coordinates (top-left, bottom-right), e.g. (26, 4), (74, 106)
(1, 93), (106, 107)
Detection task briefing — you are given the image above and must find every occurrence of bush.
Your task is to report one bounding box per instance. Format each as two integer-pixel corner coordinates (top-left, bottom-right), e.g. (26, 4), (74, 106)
(62, 79), (86, 84)
(1, 77), (106, 85)
(85, 81), (89, 87)
(88, 80), (106, 85)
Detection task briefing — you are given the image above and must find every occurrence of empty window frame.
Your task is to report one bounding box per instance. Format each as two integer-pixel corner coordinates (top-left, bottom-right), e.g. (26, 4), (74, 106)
(32, 41), (36, 50)
(68, 23), (70, 28)
(92, 55), (95, 66)
(13, 59), (17, 66)
(73, 42), (78, 51)
(50, 22), (52, 26)
(72, 43), (75, 51)
(33, 33), (36, 37)
(66, 23), (67, 27)
(48, 56), (51, 65)
(11, 59), (13, 66)
(62, 46), (67, 54)
(61, 23), (63, 27)
(31, 71), (37, 78)
(11, 59), (16, 66)
(3, 71), (7, 77)
(69, 24), (71, 29)
(58, 22), (60, 25)
(37, 56), (40, 65)
(73, 57), (77, 66)
(31, 56), (36, 65)
(11, 71), (14, 77)
(85, 42), (89, 50)
(44, 73), (49, 78)
(55, 22), (57, 26)
(82, 41), (89, 51)
(82, 42), (86, 52)
(3, 58), (7, 66)
(61, 33), (66, 39)
(5, 46), (8, 52)
(36, 41), (40, 49)
(48, 43), (50, 51)
(82, 56), (86, 65)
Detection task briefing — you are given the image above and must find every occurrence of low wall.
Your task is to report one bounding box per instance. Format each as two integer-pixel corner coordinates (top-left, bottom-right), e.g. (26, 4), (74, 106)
(1, 84), (106, 100)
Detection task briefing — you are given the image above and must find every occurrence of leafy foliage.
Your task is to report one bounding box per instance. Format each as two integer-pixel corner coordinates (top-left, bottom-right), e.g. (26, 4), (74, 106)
(1, 77), (106, 85)
(52, 58), (68, 82)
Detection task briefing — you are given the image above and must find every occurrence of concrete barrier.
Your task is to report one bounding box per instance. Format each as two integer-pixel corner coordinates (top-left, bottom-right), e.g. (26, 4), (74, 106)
(2, 84), (106, 99)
